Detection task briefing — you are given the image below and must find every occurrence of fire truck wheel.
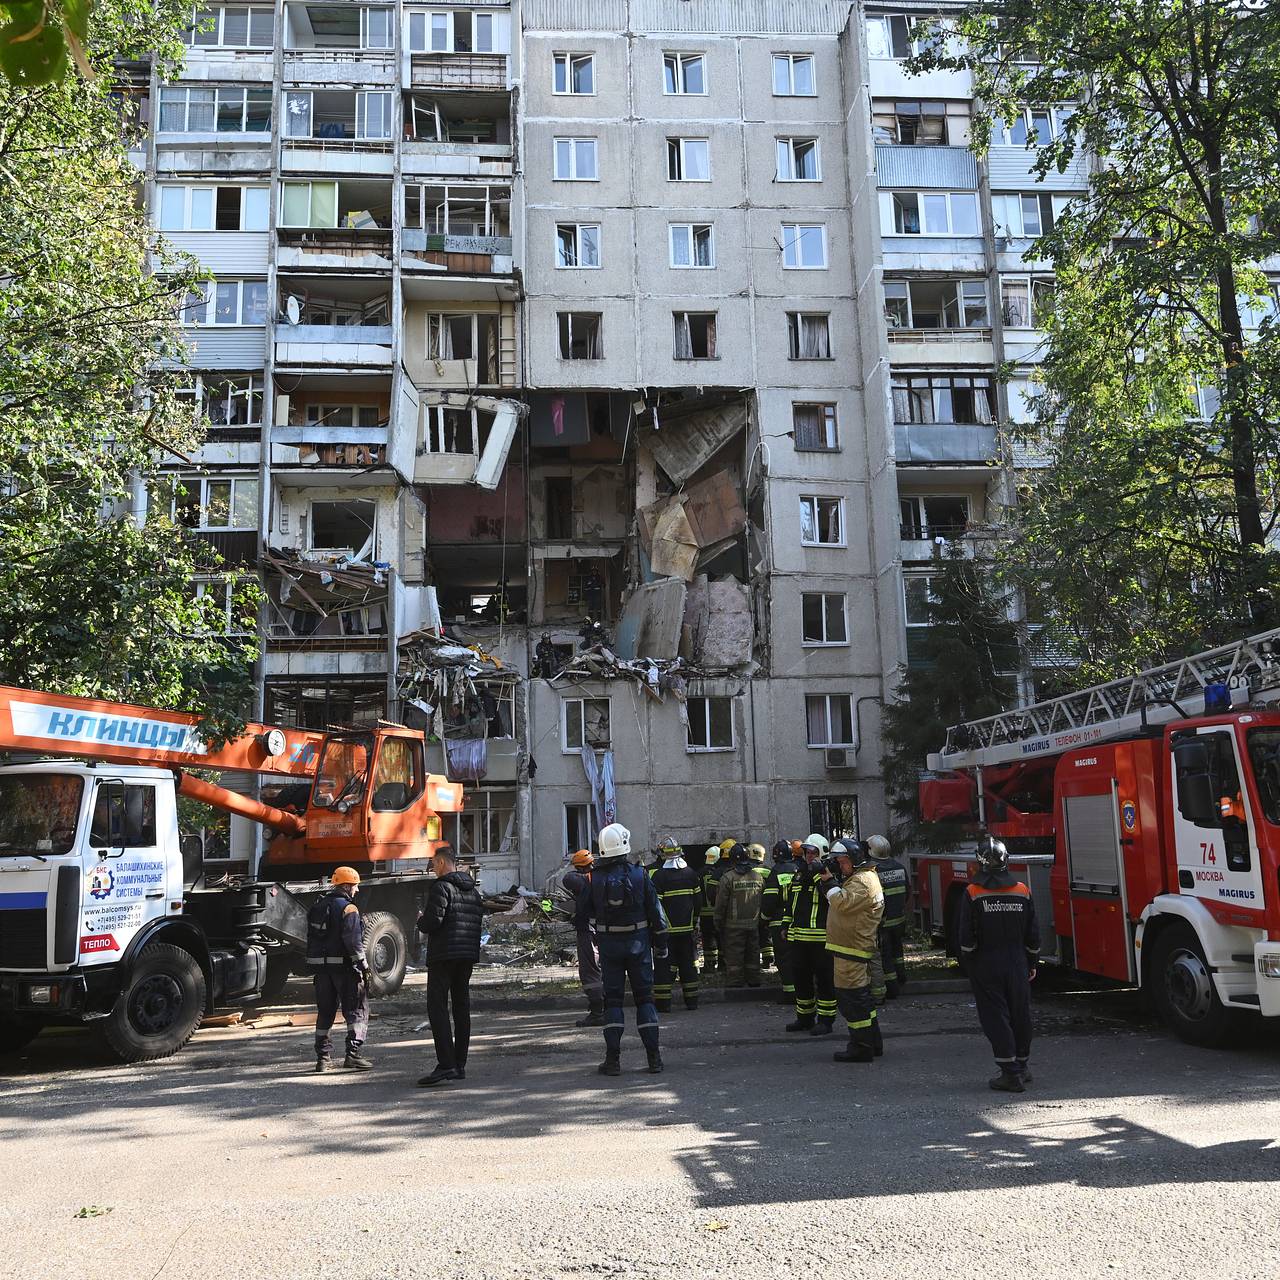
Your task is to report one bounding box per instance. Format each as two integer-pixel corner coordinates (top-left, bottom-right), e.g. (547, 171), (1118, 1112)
(362, 912), (408, 997)
(0, 1014), (41, 1054)
(1148, 923), (1238, 1047)
(104, 943), (207, 1062)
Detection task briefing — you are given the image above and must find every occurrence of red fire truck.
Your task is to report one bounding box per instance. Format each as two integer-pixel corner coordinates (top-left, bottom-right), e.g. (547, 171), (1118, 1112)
(914, 629), (1280, 1045)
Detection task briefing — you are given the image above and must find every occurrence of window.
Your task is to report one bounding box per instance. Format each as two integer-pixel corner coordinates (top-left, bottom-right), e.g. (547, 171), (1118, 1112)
(865, 14), (941, 60)
(310, 499), (376, 556)
(426, 312), (499, 373)
(554, 137), (598, 180)
(370, 738), (424, 812)
(776, 136), (820, 181)
(1000, 105), (1074, 147)
(179, 279), (268, 325)
(158, 84), (271, 133)
(669, 223), (714, 268)
(1000, 275), (1055, 327)
(802, 593), (847, 645)
(799, 495), (844, 546)
(667, 137), (711, 181)
(558, 312), (602, 359)
(361, 6), (392, 50)
(421, 402), (492, 453)
(793, 403), (838, 451)
(194, 576), (254, 636)
(157, 184), (269, 232)
(773, 53), (815, 96)
(781, 223), (827, 269)
(181, 373), (264, 427)
(355, 90), (393, 140)
(407, 10), (496, 53)
(663, 52), (706, 94)
(90, 783), (158, 849)
(883, 279), (988, 329)
(280, 180), (338, 228)
(991, 192), (1077, 238)
(900, 494), (970, 540)
(673, 312), (717, 359)
(555, 223), (601, 268)
(185, 4), (273, 48)
(786, 312), (831, 359)
(903, 572), (938, 625)
(687, 697), (734, 751)
(554, 51), (594, 94)
(306, 404), (383, 429)
(160, 473), (258, 529)
(441, 787), (516, 858)
(891, 373), (996, 424)
(805, 695), (855, 747)
(882, 190), (979, 235)
(563, 698), (610, 751)
(872, 98), (969, 146)
(808, 795), (858, 841)
(564, 802), (598, 856)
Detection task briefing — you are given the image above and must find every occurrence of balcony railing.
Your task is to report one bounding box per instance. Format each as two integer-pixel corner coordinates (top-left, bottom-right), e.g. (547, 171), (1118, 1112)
(895, 423), (999, 465)
(282, 135), (394, 153)
(410, 52), (507, 90)
(277, 227), (393, 268)
(888, 327), (993, 343)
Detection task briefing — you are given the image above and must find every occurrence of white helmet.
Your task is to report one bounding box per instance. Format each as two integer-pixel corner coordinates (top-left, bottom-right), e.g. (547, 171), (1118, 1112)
(802, 832), (830, 856)
(867, 834), (891, 859)
(704, 845), (721, 865)
(597, 822), (632, 861)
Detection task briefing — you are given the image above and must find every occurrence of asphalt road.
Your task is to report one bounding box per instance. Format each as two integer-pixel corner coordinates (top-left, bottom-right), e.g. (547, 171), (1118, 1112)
(2, 980), (1279, 1280)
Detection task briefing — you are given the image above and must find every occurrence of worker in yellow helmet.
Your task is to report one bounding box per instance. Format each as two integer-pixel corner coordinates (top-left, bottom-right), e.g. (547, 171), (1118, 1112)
(698, 845), (723, 973)
(746, 844), (774, 967)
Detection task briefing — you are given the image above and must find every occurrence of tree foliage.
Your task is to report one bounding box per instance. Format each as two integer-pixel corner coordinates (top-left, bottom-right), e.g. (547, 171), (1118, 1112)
(915, 0), (1280, 681)
(0, 0), (260, 740)
(881, 548), (1021, 851)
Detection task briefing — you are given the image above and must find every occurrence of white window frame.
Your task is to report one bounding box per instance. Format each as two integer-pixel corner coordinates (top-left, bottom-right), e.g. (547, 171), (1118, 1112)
(553, 137), (598, 181)
(903, 572), (939, 627)
(553, 51), (595, 95)
(555, 223), (601, 269)
(157, 84), (271, 134)
(883, 278), (989, 329)
(667, 137), (711, 182)
(355, 90), (393, 140)
(772, 52), (816, 96)
(279, 179), (338, 229)
(781, 223), (827, 269)
(805, 694), (856, 748)
(407, 10), (496, 54)
(306, 404), (383, 428)
(881, 190), (980, 236)
(180, 373), (264, 427)
(673, 311), (717, 360)
(360, 6), (392, 50)
(899, 493), (971, 540)
(663, 51), (707, 95)
(891, 372), (996, 425)
(686, 696), (735, 752)
(799, 495), (845, 547)
(990, 191), (1077, 239)
(194, 576), (253, 636)
(185, 4), (274, 49)
(181, 279), (268, 326)
(669, 223), (715, 269)
(164, 473), (259, 530)
(998, 105), (1074, 147)
(308, 499), (377, 558)
(801, 593), (848, 647)
(865, 14), (940, 61)
(999, 274), (1056, 328)
(562, 697), (611, 753)
(776, 136), (821, 182)
(558, 311), (603, 360)
(158, 184), (270, 232)
(792, 402), (838, 451)
(563, 802), (598, 857)
(786, 312), (832, 360)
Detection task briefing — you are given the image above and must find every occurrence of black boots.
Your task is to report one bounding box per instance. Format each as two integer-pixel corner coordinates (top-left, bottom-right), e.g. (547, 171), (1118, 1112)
(809, 1018), (834, 1036)
(314, 1054), (331, 1073)
(833, 1043), (874, 1063)
(575, 996), (605, 1027)
(646, 1049), (664, 1074)
(417, 1065), (458, 1087)
(597, 1052), (621, 1076)
(990, 1069), (1026, 1093)
(785, 1015), (815, 1032)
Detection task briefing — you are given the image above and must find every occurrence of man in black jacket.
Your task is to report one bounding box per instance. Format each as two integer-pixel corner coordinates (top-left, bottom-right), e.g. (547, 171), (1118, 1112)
(416, 844), (485, 1087)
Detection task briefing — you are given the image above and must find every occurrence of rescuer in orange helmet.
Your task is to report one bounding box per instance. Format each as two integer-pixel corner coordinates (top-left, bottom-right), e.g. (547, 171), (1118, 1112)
(306, 866), (372, 1072)
(563, 849), (603, 1026)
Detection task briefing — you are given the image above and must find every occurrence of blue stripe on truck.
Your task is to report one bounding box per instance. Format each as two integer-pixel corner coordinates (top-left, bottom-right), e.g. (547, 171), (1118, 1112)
(0, 892), (47, 910)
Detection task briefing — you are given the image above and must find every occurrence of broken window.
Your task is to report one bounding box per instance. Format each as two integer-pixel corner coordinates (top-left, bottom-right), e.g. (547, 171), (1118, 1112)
(687, 696), (734, 751)
(305, 404), (384, 428)
(903, 572), (939, 625)
(990, 192), (1076, 238)
(545, 476), (573, 539)
(999, 274), (1055, 327)
(799, 495), (844, 546)
(802, 593), (847, 645)
(309, 499), (375, 558)
(871, 99), (969, 146)
(776, 136), (820, 181)
(553, 51), (594, 94)
(864, 14), (914, 59)
(667, 137), (710, 181)
(553, 137), (598, 180)
(426, 312), (498, 379)
(422, 404), (495, 455)
(558, 312), (602, 359)
(183, 279), (267, 326)
(793, 403), (838, 451)
(193, 575), (253, 635)
(157, 183), (268, 231)
(442, 787), (516, 858)
(809, 795), (859, 841)
(555, 223), (601, 268)
(884, 279), (988, 329)
(663, 51), (706, 94)
(787, 312), (831, 359)
(781, 223), (827, 269)
(161, 473), (257, 529)
(564, 802), (597, 857)
(899, 494), (971, 540)
(265, 679), (385, 729)
(805, 694), (855, 747)
(673, 311), (717, 359)
(563, 698), (611, 751)
(773, 53), (815, 96)
(669, 223), (714, 268)
(179, 373), (262, 427)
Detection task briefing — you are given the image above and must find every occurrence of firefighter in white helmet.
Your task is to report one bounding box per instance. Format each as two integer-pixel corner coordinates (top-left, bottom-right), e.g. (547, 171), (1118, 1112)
(577, 822), (671, 1076)
(785, 834), (838, 1034)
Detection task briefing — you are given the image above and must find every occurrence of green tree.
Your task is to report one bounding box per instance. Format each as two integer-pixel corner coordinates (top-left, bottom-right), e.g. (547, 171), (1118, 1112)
(915, 0), (1280, 679)
(0, 0), (260, 740)
(881, 548), (1021, 851)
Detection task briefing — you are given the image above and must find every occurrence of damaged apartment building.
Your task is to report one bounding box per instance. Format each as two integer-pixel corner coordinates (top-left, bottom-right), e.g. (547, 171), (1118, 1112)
(141, 0), (1070, 886)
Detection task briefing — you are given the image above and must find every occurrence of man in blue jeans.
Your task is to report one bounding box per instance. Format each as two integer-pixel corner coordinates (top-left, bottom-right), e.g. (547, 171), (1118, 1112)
(577, 821), (670, 1076)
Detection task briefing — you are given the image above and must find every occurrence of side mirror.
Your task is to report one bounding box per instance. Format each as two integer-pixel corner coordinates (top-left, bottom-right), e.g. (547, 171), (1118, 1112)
(1172, 738), (1220, 827)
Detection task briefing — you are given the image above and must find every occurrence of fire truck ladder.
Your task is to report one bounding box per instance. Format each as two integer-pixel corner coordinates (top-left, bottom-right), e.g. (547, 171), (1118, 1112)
(928, 627), (1280, 772)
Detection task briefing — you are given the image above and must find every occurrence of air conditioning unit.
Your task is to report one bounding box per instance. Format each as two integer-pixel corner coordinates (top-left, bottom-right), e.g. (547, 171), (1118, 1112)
(824, 748), (855, 772)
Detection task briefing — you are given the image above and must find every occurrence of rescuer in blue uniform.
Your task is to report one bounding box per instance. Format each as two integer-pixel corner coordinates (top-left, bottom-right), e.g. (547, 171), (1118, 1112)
(577, 822), (670, 1076)
(867, 834), (911, 996)
(306, 865), (372, 1072)
(651, 837), (703, 1011)
(958, 836), (1041, 1092)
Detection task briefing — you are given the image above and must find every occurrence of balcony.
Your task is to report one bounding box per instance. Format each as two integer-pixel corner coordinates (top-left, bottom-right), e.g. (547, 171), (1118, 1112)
(277, 226), (393, 271)
(887, 327), (995, 365)
(895, 423), (999, 467)
(282, 2), (396, 83)
(282, 48), (396, 85)
(275, 323), (393, 367)
(410, 52), (508, 91)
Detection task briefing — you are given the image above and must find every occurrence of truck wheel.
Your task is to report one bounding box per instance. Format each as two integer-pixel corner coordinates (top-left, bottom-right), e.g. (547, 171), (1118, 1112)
(362, 912), (408, 997)
(0, 1014), (40, 1055)
(103, 942), (207, 1063)
(1148, 922), (1239, 1047)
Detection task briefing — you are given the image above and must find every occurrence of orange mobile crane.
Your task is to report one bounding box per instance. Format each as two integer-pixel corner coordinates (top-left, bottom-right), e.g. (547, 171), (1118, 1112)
(0, 684), (463, 1061)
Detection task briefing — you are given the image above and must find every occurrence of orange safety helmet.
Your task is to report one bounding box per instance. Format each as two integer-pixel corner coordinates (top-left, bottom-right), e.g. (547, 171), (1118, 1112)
(790, 840), (803, 856)
(571, 849), (594, 869)
(331, 866), (361, 886)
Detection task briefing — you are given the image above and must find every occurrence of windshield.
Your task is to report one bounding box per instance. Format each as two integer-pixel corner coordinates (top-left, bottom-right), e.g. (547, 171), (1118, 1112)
(0, 774), (85, 856)
(1247, 728), (1280, 826)
(311, 735), (373, 810)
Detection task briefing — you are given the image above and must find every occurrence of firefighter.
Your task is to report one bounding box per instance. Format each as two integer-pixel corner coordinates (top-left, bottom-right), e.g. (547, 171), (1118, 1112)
(958, 836), (1041, 1093)
(306, 865), (372, 1072)
(651, 838), (703, 1010)
(786, 834), (838, 1034)
(563, 849), (604, 1027)
(868, 833), (910, 996)
(577, 822), (670, 1076)
(822, 839), (885, 1063)
(715, 843), (764, 987)
(746, 844), (774, 967)
(761, 839), (801, 1004)
(698, 846), (723, 973)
